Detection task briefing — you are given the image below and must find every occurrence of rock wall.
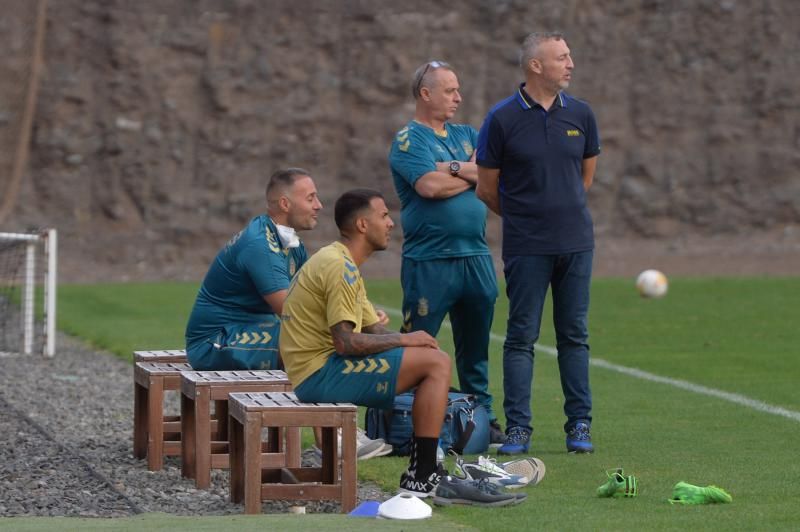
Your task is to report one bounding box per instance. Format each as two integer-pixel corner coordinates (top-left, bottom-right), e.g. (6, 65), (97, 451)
(1, 0), (798, 281)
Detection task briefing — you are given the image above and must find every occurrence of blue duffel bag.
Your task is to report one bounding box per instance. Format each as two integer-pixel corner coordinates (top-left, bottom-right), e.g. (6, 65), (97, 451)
(365, 389), (489, 455)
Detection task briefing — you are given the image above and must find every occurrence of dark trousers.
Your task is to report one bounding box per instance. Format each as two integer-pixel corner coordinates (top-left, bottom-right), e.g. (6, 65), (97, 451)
(502, 251), (593, 434)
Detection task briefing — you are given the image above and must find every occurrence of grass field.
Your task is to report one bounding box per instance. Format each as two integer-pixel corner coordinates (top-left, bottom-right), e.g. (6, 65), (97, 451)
(11, 276), (800, 530)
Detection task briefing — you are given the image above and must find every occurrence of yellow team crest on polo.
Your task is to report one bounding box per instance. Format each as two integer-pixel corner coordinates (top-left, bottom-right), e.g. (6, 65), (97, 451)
(462, 141), (474, 157)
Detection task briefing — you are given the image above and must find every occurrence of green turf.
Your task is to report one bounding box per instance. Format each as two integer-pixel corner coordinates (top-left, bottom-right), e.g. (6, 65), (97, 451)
(1, 513), (474, 531)
(49, 277), (800, 531)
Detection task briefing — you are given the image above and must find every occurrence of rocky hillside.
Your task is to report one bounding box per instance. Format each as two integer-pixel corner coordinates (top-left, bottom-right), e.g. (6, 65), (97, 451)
(1, 0), (798, 281)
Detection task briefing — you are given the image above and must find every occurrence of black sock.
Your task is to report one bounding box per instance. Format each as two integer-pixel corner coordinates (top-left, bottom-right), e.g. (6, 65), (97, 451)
(411, 436), (439, 479)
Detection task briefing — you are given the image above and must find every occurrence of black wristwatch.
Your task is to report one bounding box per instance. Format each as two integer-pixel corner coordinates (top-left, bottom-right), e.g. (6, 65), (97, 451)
(449, 161), (461, 176)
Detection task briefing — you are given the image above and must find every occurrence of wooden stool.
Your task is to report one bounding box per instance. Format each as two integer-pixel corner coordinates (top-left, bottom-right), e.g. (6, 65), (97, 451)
(180, 370), (294, 488)
(228, 391), (357, 514)
(133, 349), (188, 363)
(133, 362), (204, 470)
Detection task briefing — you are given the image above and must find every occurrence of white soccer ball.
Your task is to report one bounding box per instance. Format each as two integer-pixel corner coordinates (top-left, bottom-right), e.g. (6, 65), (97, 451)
(636, 269), (668, 298)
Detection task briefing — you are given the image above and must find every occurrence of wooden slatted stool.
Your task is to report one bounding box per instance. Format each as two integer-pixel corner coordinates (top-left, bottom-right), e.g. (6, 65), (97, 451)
(133, 361), (200, 470)
(133, 349), (188, 363)
(180, 370), (294, 489)
(228, 391), (357, 514)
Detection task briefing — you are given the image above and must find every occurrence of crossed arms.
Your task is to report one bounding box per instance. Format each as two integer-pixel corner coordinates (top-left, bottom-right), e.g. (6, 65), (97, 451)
(413, 150), (478, 199)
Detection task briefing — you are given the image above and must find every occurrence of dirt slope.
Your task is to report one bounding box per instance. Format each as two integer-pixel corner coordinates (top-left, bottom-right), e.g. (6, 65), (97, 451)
(1, 0), (798, 281)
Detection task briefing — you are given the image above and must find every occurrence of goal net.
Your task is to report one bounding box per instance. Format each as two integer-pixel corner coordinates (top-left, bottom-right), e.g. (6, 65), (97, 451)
(0, 229), (56, 356)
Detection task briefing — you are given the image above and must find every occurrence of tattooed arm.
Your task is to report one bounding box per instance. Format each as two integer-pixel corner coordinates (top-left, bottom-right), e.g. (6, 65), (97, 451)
(362, 321), (392, 335)
(330, 321), (438, 356)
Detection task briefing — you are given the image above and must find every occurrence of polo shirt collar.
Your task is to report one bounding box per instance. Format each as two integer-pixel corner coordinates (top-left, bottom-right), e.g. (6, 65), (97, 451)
(515, 83), (567, 110)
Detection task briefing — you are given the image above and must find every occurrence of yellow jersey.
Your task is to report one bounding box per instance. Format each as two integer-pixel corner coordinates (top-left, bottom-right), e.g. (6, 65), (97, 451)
(279, 241), (379, 386)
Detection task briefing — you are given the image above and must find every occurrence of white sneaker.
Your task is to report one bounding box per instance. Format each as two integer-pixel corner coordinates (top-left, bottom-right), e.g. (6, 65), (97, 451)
(320, 428), (392, 461)
(450, 451), (529, 488)
(354, 427), (393, 460)
(500, 456), (546, 485)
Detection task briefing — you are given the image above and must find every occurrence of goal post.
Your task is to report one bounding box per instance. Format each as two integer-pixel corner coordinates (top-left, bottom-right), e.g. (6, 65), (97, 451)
(0, 229), (57, 356)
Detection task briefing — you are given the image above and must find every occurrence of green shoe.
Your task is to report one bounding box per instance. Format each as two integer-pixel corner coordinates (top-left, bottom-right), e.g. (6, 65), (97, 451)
(669, 481), (732, 505)
(597, 468), (638, 498)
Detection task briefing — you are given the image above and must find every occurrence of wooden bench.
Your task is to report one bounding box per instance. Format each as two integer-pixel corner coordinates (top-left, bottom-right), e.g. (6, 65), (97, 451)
(133, 361), (220, 471)
(180, 370), (294, 488)
(133, 349), (188, 363)
(228, 391), (357, 514)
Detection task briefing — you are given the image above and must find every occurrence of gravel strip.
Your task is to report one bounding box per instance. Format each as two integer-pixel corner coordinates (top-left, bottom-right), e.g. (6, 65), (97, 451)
(0, 333), (388, 517)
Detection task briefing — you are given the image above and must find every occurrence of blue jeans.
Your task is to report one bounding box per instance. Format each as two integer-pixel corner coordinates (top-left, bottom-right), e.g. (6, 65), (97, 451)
(502, 251), (593, 434)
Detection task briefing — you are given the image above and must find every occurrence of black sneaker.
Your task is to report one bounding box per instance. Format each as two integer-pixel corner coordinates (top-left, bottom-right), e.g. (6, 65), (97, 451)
(489, 420), (507, 444)
(433, 476), (525, 507)
(398, 463), (446, 498)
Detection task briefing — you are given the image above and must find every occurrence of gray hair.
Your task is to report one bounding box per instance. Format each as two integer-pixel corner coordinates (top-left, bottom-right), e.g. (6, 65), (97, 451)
(411, 60), (454, 99)
(519, 32), (565, 71)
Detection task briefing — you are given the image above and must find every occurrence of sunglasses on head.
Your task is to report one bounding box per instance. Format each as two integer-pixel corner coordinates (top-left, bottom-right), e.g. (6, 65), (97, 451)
(414, 60), (445, 96)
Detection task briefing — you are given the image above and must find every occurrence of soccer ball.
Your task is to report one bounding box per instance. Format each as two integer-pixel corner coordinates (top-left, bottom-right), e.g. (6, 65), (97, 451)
(636, 269), (668, 298)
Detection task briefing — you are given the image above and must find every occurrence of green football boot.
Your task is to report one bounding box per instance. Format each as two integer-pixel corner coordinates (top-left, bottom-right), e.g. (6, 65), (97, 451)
(669, 481), (732, 505)
(597, 468), (638, 498)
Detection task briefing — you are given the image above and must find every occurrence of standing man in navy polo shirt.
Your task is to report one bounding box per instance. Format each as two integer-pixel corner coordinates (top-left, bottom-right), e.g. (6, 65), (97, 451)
(389, 61), (504, 445)
(476, 32), (601, 455)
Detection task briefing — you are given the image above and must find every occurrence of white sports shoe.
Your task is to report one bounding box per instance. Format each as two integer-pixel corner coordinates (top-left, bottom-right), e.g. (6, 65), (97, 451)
(500, 456), (546, 485)
(313, 427), (393, 462)
(354, 427), (393, 460)
(450, 451), (529, 488)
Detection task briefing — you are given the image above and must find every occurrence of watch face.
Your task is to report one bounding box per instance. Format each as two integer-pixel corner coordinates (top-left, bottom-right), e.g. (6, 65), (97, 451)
(449, 161), (460, 174)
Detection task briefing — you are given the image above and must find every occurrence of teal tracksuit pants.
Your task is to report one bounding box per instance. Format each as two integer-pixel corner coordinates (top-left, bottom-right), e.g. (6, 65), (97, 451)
(400, 255), (498, 420)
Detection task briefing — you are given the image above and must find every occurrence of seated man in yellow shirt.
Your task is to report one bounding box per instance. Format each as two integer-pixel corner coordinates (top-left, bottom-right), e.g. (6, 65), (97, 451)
(280, 188), (452, 497)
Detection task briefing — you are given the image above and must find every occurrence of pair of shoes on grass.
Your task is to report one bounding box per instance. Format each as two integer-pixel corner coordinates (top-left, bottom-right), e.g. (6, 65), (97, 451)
(397, 458), (531, 507)
(450, 451), (528, 488)
(596, 468), (638, 498)
(597, 468), (732, 504)
(448, 450), (546, 488)
(497, 422), (594, 455)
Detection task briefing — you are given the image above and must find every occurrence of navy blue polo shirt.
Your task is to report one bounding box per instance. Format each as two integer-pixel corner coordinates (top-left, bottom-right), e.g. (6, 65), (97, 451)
(477, 84), (600, 256)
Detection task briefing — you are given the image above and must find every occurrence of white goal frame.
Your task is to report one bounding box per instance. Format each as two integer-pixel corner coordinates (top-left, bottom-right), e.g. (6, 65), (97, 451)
(0, 229), (57, 356)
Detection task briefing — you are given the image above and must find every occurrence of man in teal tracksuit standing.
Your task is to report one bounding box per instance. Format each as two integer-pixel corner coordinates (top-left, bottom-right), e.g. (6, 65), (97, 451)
(389, 61), (504, 444)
